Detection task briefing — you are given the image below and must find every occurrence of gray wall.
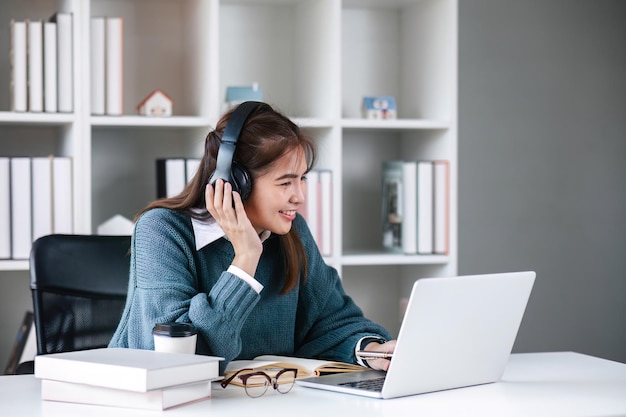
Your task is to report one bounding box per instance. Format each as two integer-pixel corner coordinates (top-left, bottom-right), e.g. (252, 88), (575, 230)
(459, 0), (626, 363)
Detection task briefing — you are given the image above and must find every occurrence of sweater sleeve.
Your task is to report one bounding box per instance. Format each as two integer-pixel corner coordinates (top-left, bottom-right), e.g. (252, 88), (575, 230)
(108, 209), (260, 372)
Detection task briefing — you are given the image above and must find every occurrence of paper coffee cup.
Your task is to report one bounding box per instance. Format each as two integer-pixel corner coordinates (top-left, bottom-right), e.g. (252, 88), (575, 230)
(152, 323), (198, 354)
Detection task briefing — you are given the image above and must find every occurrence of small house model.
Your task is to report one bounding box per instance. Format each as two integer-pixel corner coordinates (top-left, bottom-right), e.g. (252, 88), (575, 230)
(362, 96), (397, 120)
(224, 82), (263, 111)
(137, 89), (173, 117)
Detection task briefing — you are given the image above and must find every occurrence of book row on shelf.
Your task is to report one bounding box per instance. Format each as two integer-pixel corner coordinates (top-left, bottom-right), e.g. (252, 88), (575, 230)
(0, 155), (445, 262)
(156, 158), (201, 199)
(382, 159), (449, 255)
(90, 16), (123, 115)
(0, 156), (73, 260)
(9, 13), (73, 113)
(156, 158), (333, 256)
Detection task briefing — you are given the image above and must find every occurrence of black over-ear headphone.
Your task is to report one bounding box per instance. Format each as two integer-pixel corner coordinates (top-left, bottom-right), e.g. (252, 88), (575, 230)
(208, 101), (263, 201)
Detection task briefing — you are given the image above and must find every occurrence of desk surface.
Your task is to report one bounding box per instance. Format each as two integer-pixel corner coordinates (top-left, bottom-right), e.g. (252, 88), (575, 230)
(1, 352), (625, 417)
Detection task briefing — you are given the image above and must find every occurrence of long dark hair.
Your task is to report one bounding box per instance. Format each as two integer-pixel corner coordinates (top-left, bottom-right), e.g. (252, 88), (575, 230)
(137, 102), (317, 294)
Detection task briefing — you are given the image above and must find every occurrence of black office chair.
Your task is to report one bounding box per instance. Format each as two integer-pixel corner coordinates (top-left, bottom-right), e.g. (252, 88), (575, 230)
(14, 234), (131, 374)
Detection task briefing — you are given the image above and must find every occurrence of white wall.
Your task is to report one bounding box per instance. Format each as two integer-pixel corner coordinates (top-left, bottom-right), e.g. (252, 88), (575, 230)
(458, 0), (626, 362)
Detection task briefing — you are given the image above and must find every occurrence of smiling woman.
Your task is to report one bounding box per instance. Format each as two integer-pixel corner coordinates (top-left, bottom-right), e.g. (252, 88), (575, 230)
(108, 102), (396, 374)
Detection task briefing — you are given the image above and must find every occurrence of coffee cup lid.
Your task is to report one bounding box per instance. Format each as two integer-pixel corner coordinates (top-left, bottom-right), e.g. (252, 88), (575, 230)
(152, 323), (197, 337)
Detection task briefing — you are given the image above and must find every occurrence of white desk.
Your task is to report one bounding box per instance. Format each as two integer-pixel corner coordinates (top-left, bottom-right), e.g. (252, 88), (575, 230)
(1, 352), (625, 417)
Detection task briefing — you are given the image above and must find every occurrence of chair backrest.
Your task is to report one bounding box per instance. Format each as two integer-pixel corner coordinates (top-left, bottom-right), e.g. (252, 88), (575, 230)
(30, 234), (131, 356)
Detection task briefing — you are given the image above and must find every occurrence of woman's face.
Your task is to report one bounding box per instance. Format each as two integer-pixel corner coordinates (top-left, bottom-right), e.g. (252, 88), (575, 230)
(244, 147), (308, 235)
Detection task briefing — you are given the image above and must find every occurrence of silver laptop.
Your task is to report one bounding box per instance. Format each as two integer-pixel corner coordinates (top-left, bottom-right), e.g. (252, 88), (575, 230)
(296, 271), (536, 399)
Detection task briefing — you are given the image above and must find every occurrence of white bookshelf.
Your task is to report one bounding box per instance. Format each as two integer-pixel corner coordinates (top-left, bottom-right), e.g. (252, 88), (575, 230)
(0, 0), (457, 334)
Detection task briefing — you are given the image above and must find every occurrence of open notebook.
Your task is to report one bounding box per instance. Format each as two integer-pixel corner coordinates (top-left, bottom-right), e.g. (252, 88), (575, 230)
(296, 271), (536, 399)
(224, 355), (367, 386)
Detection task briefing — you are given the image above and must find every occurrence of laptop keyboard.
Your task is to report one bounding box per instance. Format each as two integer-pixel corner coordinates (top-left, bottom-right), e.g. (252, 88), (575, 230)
(339, 377), (386, 392)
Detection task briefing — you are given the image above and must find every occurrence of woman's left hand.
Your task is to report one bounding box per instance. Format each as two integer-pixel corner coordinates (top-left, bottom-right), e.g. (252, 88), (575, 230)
(206, 179), (263, 277)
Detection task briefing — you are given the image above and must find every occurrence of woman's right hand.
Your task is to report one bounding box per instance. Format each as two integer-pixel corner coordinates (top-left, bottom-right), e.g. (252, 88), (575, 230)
(363, 340), (397, 371)
(206, 179), (262, 276)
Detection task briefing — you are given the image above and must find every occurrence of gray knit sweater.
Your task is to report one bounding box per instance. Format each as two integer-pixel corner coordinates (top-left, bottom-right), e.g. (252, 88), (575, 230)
(109, 208), (391, 372)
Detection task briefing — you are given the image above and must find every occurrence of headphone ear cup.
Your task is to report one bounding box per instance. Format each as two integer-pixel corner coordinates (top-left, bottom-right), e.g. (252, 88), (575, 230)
(231, 162), (252, 201)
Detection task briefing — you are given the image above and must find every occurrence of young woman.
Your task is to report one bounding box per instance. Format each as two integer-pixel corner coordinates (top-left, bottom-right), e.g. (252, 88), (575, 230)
(109, 102), (395, 373)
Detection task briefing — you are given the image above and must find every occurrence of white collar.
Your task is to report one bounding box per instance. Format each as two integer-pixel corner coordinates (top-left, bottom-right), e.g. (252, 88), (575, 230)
(191, 216), (225, 251)
(191, 216), (272, 251)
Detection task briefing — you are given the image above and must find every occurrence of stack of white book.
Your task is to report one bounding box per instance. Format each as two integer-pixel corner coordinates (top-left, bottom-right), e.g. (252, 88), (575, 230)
(34, 348), (223, 411)
(9, 13), (73, 113)
(0, 156), (73, 260)
(381, 160), (450, 255)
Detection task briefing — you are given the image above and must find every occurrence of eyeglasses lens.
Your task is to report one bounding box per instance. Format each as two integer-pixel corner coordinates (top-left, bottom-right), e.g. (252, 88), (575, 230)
(242, 373), (270, 398)
(275, 370), (296, 394)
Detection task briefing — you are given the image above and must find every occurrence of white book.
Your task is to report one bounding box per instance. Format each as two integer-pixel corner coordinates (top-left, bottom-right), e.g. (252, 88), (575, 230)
(52, 157), (73, 234)
(43, 21), (57, 113)
(401, 161), (418, 254)
(50, 13), (73, 113)
(34, 348), (222, 392)
(10, 20), (27, 112)
(0, 158), (10, 259)
(10, 158), (32, 259)
(185, 158), (201, 184)
(319, 170), (332, 256)
(41, 378), (214, 411)
(433, 160), (449, 254)
(27, 20), (44, 112)
(90, 17), (105, 115)
(31, 157), (53, 241)
(305, 170), (320, 247)
(105, 17), (123, 115)
(156, 159), (186, 198)
(417, 161), (433, 254)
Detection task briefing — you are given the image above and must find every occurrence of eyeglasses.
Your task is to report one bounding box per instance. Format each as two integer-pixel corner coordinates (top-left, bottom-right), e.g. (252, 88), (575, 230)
(220, 367), (298, 398)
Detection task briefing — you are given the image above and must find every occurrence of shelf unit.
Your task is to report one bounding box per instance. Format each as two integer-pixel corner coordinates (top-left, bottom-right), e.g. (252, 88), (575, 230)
(0, 0), (457, 333)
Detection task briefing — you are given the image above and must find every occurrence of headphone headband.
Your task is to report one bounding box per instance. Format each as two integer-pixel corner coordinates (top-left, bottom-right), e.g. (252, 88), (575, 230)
(221, 101), (263, 146)
(209, 101), (263, 200)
